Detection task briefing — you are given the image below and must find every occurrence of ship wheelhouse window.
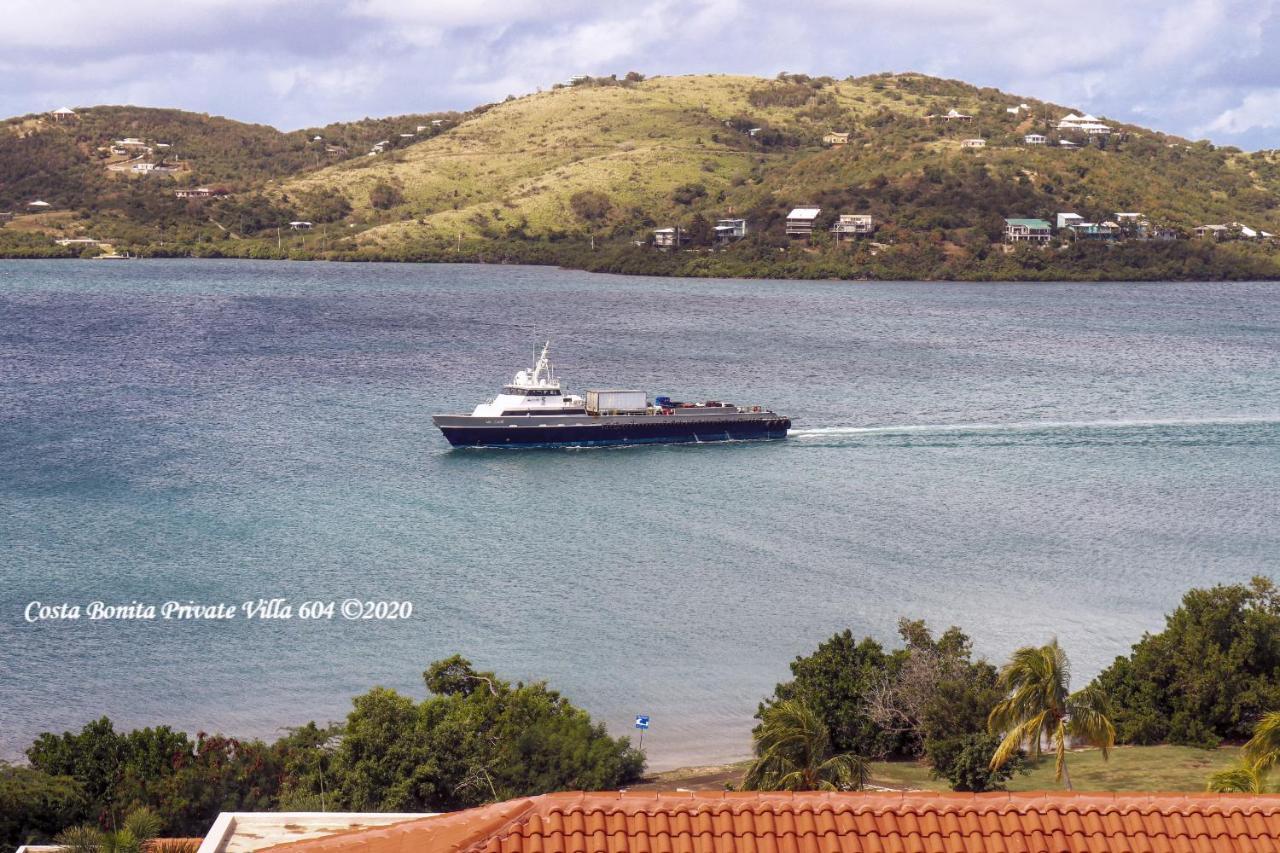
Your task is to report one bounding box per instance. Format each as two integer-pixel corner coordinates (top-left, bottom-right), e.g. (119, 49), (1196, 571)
(502, 387), (561, 397)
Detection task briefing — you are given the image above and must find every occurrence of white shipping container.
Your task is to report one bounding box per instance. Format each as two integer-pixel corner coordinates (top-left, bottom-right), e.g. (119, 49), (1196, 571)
(586, 389), (647, 412)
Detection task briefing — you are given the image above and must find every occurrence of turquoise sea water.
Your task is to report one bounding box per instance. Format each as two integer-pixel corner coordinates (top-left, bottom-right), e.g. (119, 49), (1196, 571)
(1, 259), (1278, 768)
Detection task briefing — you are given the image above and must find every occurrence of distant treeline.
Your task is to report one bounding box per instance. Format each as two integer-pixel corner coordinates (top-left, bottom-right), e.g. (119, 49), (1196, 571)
(9, 233), (1273, 282)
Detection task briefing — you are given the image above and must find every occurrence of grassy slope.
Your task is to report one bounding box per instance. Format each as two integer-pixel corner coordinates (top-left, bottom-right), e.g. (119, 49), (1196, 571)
(274, 73), (1280, 251)
(636, 746), (1242, 792)
(282, 75), (780, 245)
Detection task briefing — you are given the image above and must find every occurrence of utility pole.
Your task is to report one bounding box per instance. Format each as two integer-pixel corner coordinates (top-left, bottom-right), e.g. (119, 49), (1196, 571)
(277, 226), (282, 252)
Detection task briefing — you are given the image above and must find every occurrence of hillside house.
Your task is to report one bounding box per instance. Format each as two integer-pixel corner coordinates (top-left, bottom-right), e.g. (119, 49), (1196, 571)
(0, 212), (14, 224)
(747, 127), (762, 137)
(961, 138), (986, 149)
(174, 187), (228, 199)
(1058, 113), (1112, 135)
(1196, 223), (1274, 240)
(50, 106), (77, 122)
(1195, 224), (1230, 240)
(1059, 139), (1081, 149)
(399, 133), (415, 139)
(652, 226), (688, 248)
(1069, 221), (1122, 241)
(55, 237), (101, 246)
(714, 219), (747, 242)
(431, 119), (445, 126)
(1057, 212), (1084, 230)
(1006, 103), (1030, 115)
(131, 162), (158, 173)
(785, 207), (822, 238)
(822, 131), (850, 146)
(289, 221), (313, 230)
(116, 138), (148, 148)
(1024, 133), (1047, 145)
(1114, 212), (1150, 237)
(27, 200), (51, 209)
(829, 214), (875, 240)
(1004, 218), (1052, 243)
(928, 108), (973, 123)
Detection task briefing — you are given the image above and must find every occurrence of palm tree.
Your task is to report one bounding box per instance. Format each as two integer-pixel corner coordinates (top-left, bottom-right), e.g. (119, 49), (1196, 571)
(56, 808), (162, 853)
(1205, 711), (1280, 793)
(987, 639), (1115, 790)
(1243, 711), (1280, 773)
(742, 698), (867, 791)
(1207, 763), (1268, 793)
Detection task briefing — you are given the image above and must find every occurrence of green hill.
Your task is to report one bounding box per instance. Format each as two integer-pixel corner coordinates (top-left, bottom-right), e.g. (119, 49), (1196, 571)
(288, 73), (1280, 241)
(5, 73), (1280, 279)
(0, 105), (455, 226)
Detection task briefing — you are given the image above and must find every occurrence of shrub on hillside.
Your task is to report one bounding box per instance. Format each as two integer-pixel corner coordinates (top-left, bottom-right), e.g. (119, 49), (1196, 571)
(569, 190), (613, 222)
(369, 182), (405, 210)
(671, 183), (707, 205)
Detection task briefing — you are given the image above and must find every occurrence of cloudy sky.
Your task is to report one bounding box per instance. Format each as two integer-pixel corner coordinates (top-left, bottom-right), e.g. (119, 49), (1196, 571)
(2, 0), (1278, 148)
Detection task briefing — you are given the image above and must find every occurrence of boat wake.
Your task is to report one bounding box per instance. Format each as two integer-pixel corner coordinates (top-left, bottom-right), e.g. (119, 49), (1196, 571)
(788, 415), (1280, 447)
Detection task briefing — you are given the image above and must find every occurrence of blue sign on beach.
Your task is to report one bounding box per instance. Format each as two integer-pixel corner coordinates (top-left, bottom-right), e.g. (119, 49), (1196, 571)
(634, 715), (650, 730)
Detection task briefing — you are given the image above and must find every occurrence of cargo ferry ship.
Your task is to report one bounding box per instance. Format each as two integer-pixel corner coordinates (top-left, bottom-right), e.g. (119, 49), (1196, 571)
(432, 344), (790, 447)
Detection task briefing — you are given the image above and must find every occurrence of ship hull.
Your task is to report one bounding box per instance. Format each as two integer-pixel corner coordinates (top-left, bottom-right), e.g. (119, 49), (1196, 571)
(433, 413), (791, 448)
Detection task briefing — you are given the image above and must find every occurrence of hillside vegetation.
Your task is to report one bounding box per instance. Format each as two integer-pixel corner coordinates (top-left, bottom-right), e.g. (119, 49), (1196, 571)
(5, 73), (1280, 279)
(0, 105), (455, 228)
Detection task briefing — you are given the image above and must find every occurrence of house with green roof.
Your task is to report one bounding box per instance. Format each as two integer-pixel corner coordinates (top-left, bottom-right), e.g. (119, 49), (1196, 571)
(1004, 217), (1052, 244)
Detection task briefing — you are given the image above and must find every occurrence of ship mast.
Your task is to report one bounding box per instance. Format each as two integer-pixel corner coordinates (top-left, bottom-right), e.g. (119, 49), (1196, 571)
(530, 341), (556, 387)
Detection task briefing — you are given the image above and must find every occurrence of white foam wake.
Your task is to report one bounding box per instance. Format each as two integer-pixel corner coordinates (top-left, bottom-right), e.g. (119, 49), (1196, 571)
(789, 415), (1280, 438)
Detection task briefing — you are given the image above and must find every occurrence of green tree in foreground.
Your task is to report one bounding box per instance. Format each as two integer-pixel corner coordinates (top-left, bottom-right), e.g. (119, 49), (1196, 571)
(329, 655), (644, 811)
(760, 629), (911, 760)
(1092, 578), (1280, 747)
(928, 733), (1025, 793)
(55, 807), (160, 853)
(0, 763), (88, 852)
(742, 699), (867, 791)
(988, 639), (1115, 790)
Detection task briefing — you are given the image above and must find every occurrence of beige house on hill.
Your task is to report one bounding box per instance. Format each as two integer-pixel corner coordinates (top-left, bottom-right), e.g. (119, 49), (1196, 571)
(830, 214), (874, 240)
(822, 131), (850, 146)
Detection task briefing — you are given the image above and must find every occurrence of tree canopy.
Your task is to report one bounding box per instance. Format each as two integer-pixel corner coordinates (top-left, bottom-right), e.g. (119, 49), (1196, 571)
(1091, 578), (1280, 747)
(330, 656), (643, 811)
(14, 656), (640, 847)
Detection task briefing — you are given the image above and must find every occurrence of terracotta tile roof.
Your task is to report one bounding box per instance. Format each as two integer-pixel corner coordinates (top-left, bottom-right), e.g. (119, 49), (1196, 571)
(256, 790), (1280, 853)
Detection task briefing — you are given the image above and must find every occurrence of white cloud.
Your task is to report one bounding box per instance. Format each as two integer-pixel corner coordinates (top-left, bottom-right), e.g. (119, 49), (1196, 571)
(1205, 89), (1280, 135)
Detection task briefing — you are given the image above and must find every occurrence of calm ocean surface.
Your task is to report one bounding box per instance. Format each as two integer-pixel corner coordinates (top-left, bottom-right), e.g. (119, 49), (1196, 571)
(2, 260), (1278, 769)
